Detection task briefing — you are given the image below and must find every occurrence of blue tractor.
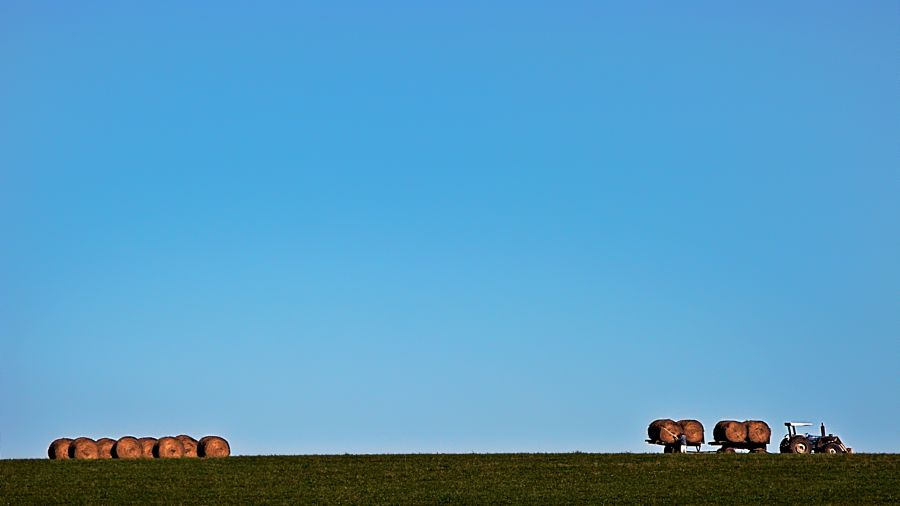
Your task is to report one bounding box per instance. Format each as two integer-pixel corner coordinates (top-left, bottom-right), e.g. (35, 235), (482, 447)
(779, 422), (851, 454)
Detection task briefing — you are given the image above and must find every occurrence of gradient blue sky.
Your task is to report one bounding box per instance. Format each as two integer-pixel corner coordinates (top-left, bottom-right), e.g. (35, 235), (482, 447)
(1, 1), (897, 458)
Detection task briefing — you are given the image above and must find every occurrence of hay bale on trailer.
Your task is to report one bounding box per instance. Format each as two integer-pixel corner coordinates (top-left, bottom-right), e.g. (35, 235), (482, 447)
(176, 435), (198, 458)
(138, 437), (157, 458)
(647, 419), (682, 444)
(713, 420), (747, 443)
(70, 437), (99, 459)
(113, 436), (143, 459)
(96, 438), (116, 459)
(48, 438), (72, 460)
(678, 420), (705, 445)
(198, 436), (230, 458)
(154, 437), (185, 459)
(745, 420), (771, 444)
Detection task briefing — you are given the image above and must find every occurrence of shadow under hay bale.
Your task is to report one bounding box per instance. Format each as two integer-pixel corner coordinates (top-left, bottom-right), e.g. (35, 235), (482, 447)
(70, 437), (99, 459)
(154, 437), (184, 458)
(198, 436), (230, 458)
(677, 419), (705, 445)
(745, 420), (771, 444)
(138, 437), (157, 459)
(714, 420), (748, 443)
(647, 420), (682, 444)
(176, 435), (198, 458)
(113, 436), (143, 459)
(96, 438), (116, 459)
(48, 438), (72, 460)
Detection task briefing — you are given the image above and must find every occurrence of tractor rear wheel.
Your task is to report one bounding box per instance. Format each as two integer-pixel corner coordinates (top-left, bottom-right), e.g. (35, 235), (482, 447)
(821, 443), (843, 454)
(788, 436), (811, 454)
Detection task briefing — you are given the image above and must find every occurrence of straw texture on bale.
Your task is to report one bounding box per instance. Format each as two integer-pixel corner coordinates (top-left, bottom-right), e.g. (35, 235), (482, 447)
(713, 420), (748, 443)
(70, 437), (99, 459)
(745, 420), (771, 444)
(176, 435), (199, 458)
(48, 438), (72, 460)
(138, 437), (157, 458)
(647, 419), (682, 444)
(96, 438), (116, 459)
(199, 436), (231, 458)
(677, 419), (705, 445)
(154, 437), (184, 459)
(113, 436), (143, 459)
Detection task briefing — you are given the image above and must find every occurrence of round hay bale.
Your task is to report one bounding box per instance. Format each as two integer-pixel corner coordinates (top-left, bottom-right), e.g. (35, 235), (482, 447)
(96, 438), (116, 459)
(70, 437), (99, 459)
(713, 420), (748, 443)
(176, 435), (198, 458)
(677, 419), (705, 445)
(647, 419), (682, 444)
(138, 437), (157, 458)
(198, 436), (230, 458)
(745, 420), (771, 444)
(48, 438), (72, 460)
(154, 437), (184, 459)
(113, 436), (143, 459)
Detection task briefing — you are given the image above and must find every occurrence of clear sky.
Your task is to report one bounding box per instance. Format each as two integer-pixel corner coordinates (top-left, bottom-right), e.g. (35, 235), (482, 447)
(1, 1), (897, 458)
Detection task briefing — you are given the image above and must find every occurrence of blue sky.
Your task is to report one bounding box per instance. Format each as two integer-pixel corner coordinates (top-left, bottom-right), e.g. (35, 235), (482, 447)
(1, 1), (897, 458)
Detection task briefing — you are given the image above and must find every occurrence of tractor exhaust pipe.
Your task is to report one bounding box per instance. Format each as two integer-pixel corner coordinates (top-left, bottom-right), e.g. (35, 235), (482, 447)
(820, 423), (826, 437)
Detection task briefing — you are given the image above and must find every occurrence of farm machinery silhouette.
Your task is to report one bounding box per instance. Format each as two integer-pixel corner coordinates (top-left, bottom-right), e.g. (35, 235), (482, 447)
(646, 419), (851, 454)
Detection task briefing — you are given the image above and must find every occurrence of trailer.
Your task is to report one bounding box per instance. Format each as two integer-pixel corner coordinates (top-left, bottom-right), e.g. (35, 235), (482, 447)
(645, 439), (703, 453)
(707, 440), (768, 453)
(646, 419), (706, 453)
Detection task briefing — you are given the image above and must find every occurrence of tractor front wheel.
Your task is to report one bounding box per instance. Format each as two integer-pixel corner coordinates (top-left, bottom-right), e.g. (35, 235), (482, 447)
(789, 436), (811, 454)
(663, 445), (674, 454)
(821, 443), (843, 454)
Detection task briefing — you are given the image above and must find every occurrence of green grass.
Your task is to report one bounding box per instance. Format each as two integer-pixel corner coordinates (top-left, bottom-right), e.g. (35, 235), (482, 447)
(2, 453), (898, 505)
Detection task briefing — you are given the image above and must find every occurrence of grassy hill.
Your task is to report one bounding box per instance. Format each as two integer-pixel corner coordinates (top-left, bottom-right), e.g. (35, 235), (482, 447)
(2, 453), (898, 504)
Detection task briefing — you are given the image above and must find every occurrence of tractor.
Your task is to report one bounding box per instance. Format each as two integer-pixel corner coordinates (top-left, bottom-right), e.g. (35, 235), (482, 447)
(779, 422), (851, 454)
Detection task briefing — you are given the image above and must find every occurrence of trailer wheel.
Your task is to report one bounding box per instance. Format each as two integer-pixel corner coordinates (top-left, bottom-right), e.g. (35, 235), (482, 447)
(788, 436), (811, 454)
(779, 438), (791, 453)
(821, 443), (842, 454)
(717, 447), (735, 454)
(751, 448), (767, 453)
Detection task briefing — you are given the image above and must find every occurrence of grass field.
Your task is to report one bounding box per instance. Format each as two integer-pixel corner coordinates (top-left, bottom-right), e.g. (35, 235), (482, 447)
(2, 453), (898, 504)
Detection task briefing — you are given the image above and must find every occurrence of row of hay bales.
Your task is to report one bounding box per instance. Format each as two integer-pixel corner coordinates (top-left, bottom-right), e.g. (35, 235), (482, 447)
(648, 419), (772, 445)
(713, 420), (771, 444)
(48, 435), (230, 460)
(648, 419), (705, 444)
